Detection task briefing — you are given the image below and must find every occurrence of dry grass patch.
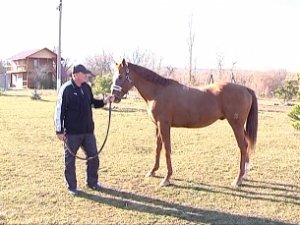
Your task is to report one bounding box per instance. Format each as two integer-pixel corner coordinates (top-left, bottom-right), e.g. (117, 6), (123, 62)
(0, 90), (299, 224)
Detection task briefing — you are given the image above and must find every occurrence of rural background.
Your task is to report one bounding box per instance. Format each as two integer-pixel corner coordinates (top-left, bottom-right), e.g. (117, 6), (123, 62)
(0, 78), (299, 224)
(0, 0), (300, 224)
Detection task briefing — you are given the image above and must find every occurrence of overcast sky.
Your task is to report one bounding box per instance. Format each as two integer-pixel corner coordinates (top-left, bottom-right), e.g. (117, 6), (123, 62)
(1, 0), (299, 72)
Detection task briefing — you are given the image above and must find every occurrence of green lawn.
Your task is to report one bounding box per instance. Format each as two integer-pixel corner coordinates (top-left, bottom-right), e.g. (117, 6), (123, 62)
(0, 90), (299, 224)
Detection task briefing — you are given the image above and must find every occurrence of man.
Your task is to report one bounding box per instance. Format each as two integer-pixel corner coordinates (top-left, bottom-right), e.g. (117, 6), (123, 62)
(54, 64), (115, 196)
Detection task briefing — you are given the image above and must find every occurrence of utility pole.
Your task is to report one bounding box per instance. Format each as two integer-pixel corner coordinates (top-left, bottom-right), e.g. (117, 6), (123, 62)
(56, 0), (62, 92)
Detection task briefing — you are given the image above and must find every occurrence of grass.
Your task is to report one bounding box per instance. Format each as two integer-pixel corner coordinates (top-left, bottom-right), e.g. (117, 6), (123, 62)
(0, 90), (299, 225)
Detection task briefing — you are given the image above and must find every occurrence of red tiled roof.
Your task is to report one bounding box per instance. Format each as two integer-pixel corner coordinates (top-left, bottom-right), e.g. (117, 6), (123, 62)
(9, 49), (41, 60)
(9, 48), (57, 60)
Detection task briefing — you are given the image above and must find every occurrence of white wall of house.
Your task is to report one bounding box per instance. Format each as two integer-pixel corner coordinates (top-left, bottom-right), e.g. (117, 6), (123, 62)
(12, 73), (23, 89)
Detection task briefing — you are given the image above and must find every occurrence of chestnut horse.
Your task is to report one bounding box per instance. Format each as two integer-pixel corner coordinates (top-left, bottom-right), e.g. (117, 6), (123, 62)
(112, 59), (258, 187)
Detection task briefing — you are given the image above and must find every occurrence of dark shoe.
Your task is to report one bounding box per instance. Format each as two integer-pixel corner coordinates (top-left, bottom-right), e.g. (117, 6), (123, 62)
(87, 183), (102, 191)
(68, 188), (79, 196)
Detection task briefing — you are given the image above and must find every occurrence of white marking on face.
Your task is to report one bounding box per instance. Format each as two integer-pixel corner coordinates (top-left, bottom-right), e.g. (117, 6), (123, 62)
(112, 66), (119, 84)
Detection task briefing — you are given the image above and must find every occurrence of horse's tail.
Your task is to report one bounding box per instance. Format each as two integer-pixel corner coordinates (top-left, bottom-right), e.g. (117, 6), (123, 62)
(246, 88), (258, 154)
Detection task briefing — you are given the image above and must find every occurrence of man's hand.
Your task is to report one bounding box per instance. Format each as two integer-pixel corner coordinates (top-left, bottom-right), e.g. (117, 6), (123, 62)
(57, 133), (65, 141)
(104, 95), (115, 104)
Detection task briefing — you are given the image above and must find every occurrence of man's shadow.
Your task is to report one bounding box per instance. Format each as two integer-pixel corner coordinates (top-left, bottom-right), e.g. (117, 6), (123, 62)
(78, 183), (297, 225)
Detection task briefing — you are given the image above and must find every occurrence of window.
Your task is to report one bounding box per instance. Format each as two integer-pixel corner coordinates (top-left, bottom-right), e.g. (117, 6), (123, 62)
(33, 59), (39, 68)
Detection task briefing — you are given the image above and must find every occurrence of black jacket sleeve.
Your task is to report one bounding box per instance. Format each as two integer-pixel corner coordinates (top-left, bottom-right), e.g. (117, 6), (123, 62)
(88, 85), (105, 108)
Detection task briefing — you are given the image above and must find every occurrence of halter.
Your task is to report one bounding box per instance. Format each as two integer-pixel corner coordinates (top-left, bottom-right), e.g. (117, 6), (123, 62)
(63, 102), (112, 161)
(111, 66), (132, 94)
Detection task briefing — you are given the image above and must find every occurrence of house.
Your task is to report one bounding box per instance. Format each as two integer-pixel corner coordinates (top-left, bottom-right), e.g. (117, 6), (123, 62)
(6, 48), (58, 89)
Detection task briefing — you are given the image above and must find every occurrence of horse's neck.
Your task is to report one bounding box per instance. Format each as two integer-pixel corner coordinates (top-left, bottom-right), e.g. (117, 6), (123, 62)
(133, 72), (158, 101)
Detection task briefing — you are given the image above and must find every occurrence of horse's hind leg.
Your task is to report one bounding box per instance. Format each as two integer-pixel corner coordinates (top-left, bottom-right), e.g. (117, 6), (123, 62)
(231, 125), (248, 186)
(242, 133), (251, 179)
(146, 127), (162, 177)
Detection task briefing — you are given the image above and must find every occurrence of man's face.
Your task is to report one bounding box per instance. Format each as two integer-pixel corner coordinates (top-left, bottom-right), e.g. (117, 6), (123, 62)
(74, 72), (89, 84)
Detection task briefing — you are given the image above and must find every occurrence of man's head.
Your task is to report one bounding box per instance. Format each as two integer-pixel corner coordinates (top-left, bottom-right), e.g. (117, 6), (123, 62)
(72, 64), (92, 85)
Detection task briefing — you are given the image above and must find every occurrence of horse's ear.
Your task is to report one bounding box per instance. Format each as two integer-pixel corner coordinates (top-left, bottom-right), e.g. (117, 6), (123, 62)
(122, 58), (127, 66)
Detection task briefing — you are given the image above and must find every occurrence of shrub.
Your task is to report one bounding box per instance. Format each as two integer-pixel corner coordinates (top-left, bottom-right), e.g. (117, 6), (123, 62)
(288, 104), (300, 130)
(275, 80), (298, 104)
(288, 73), (300, 130)
(92, 73), (113, 96)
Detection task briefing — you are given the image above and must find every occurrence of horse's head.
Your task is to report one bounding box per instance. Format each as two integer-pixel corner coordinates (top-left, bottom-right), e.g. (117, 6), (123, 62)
(111, 59), (134, 103)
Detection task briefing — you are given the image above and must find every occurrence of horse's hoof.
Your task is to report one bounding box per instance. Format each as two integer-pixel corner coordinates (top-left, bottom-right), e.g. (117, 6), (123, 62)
(242, 163), (251, 180)
(245, 162), (251, 172)
(145, 171), (155, 177)
(159, 179), (171, 187)
(231, 178), (243, 187)
(242, 171), (248, 179)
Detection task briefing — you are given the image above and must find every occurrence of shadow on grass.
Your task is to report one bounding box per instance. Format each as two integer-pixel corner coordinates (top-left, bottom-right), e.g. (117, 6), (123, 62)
(78, 187), (294, 225)
(1, 93), (29, 98)
(104, 106), (146, 113)
(172, 178), (300, 206)
(1, 93), (53, 102)
(30, 98), (52, 102)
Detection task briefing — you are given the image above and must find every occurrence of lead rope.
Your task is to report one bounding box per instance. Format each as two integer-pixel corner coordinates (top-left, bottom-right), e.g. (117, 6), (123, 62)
(64, 102), (112, 161)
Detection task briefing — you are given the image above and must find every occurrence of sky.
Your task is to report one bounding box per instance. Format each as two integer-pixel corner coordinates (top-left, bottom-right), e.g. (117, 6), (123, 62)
(1, 0), (300, 72)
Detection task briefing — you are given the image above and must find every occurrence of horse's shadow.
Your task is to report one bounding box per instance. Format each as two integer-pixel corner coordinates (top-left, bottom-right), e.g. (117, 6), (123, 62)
(78, 181), (297, 225)
(172, 178), (300, 206)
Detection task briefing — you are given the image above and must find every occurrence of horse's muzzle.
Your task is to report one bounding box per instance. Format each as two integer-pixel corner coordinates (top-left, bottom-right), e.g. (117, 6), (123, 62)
(111, 85), (123, 103)
(113, 96), (121, 103)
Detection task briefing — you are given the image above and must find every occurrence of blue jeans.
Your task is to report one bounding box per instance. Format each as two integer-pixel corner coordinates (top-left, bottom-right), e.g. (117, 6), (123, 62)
(64, 133), (99, 190)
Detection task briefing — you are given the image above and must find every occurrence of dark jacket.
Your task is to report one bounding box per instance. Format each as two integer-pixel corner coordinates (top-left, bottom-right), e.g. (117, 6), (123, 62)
(54, 80), (104, 134)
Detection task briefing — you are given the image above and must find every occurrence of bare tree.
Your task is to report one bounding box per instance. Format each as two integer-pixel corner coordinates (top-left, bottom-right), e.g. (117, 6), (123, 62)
(187, 15), (195, 83)
(165, 66), (175, 78)
(208, 74), (214, 84)
(0, 60), (8, 92)
(30, 64), (53, 99)
(0, 60), (6, 74)
(217, 54), (224, 81)
(127, 48), (162, 71)
(61, 58), (72, 83)
(84, 51), (114, 76)
(231, 61), (237, 83)
(130, 48), (147, 65)
(32, 64), (53, 89)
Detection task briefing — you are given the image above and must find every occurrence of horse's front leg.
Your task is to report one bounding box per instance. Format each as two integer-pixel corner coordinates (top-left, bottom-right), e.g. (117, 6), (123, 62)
(146, 127), (162, 177)
(158, 123), (172, 187)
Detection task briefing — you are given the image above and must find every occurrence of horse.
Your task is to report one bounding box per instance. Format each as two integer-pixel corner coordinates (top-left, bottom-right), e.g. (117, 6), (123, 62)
(111, 59), (258, 187)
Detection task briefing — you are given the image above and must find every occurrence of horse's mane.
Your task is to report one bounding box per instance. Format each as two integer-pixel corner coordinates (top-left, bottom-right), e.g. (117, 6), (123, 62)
(129, 63), (178, 86)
